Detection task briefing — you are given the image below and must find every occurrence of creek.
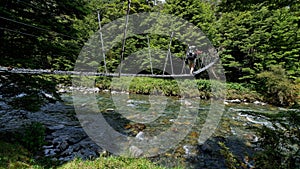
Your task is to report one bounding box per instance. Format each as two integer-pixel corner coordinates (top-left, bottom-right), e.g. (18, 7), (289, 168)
(0, 88), (289, 168)
(62, 91), (281, 168)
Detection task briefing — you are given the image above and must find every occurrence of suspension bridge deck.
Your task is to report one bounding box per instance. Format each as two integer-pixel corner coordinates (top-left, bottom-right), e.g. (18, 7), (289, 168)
(0, 66), (194, 77)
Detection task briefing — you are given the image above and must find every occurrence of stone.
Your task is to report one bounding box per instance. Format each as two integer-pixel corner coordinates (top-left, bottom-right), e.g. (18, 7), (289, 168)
(58, 89), (66, 93)
(48, 124), (65, 130)
(201, 143), (212, 153)
(15, 92), (27, 98)
(225, 99), (241, 103)
(253, 101), (267, 105)
(129, 146), (143, 157)
(0, 99), (102, 163)
(106, 108), (115, 113)
(135, 131), (145, 140)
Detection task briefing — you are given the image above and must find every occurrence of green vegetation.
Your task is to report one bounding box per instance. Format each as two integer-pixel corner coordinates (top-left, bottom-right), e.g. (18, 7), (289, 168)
(1, 0), (300, 168)
(18, 122), (46, 154)
(60, 156), (183, 169)
(1, 0), (299, 106)
(0, 140), (182, 169)
(96, 76), (261, 101)
(0, 140), (36, 169)
(257, 65), (300, 106)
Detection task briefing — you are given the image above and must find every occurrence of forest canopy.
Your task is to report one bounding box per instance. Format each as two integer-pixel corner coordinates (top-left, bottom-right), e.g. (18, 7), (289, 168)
(1, 0), (299, 105)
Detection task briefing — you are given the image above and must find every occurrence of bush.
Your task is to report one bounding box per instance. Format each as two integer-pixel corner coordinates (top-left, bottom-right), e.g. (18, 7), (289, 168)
(256, 65), (300, 106)
(18, 122), (46, 153)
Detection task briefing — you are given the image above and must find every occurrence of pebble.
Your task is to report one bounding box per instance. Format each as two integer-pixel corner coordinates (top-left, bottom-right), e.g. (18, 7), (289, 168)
(135, 131), (145, 140)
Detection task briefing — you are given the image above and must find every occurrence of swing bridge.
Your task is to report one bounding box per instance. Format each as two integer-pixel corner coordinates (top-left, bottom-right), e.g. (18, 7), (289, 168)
(0, 1), (220, 78)
(0, 55), (218, 77)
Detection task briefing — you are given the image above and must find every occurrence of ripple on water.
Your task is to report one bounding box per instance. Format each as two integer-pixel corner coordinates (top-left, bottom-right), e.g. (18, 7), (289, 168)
(62, 92), (282, 168)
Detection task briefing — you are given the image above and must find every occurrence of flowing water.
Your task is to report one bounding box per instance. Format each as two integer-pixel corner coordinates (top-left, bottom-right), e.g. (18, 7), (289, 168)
(61, 91), (283, 168)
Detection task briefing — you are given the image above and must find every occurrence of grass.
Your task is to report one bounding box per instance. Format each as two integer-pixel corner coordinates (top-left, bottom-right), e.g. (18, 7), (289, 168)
(0, 140), (36, 169)
(95, 76), (261, 101)
(0, 140), (184, 169)
(60, 156), (184, 169)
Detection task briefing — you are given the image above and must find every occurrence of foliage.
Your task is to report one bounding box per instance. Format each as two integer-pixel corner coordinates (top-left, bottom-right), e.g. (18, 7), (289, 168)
(0, 139), (182, 169)
(216, 2), (300, 83)
(164, 0), (220, 45)
(219, 142), (240, 169)
(0, 140), (36, 169)
(95, 77), (260, 100)
(254, 110), (300, 169)
(18, 122), (46, 154)
(0, 0), (89, 70)
(60, 156), (183, 169)
(1, 0), (299, 107)
(256, 65), (300, 106)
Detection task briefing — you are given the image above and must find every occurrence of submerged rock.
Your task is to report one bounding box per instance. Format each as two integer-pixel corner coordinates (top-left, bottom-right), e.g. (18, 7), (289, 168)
(253, 100), (267, 106)
(129, 145), (143, 157)
(0, 99), (102, 162)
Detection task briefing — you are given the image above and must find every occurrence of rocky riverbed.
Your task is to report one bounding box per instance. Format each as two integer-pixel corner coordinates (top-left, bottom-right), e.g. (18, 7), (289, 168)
(0, 94), (103, 163)
(0, 75), (291, 168)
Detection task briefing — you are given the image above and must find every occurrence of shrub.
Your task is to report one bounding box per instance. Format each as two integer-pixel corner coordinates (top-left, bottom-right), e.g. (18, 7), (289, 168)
(256, 65), (299, 106)
(18, 122), (46, 153)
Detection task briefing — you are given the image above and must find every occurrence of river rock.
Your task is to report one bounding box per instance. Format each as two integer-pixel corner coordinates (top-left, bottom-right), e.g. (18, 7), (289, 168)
(0, 94), (102, 163)
(200, 142), (213, 153)
(58, 89), (67, 93)
(225, 99), (241, 103)
(48, 124), (65, 131)
(253, 100), (267, 105)
(129, 145), (143, 157)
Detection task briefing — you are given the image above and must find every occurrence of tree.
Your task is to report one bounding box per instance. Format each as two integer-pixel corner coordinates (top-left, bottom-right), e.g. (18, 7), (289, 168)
(257, 65), (299, 106)
(0, 0), (89, 70)
(216, 1), (300, 82)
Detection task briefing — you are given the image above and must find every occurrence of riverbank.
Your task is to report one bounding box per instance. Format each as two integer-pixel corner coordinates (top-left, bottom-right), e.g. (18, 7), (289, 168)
(1, 73), (299, 168)
(0, 140), (181, 169)
(68, 76), (263, 104)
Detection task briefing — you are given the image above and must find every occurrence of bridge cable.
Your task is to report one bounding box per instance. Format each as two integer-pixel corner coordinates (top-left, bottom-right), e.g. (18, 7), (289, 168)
(163, 31), (174, 75)
(147, 35), (154, 75)
(0, 16), (80, 40)
(119, 0), (131, 77)
(97, 11), (108, 74)
(0, 26), (39, 38)
(192, 57), (219, 75)
(181, 45), (189, 74)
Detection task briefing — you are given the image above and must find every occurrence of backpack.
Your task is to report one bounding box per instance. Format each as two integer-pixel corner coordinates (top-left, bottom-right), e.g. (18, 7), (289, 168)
(186, 46), (197, 60)
(187, 52), (197, 60)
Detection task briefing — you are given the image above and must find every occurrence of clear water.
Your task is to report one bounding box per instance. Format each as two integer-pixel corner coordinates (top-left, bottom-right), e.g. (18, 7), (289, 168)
(62, 91), (282, 168)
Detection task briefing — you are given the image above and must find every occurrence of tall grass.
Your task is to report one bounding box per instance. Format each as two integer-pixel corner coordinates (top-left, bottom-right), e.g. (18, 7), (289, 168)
(95, 77), (261, 101)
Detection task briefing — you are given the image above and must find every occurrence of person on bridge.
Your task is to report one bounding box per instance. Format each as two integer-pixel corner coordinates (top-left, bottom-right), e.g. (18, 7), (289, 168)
(186, 45), (202, 75)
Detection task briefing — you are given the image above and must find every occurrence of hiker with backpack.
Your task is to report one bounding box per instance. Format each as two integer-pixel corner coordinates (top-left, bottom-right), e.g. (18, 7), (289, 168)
(186, 45), (202, 75)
